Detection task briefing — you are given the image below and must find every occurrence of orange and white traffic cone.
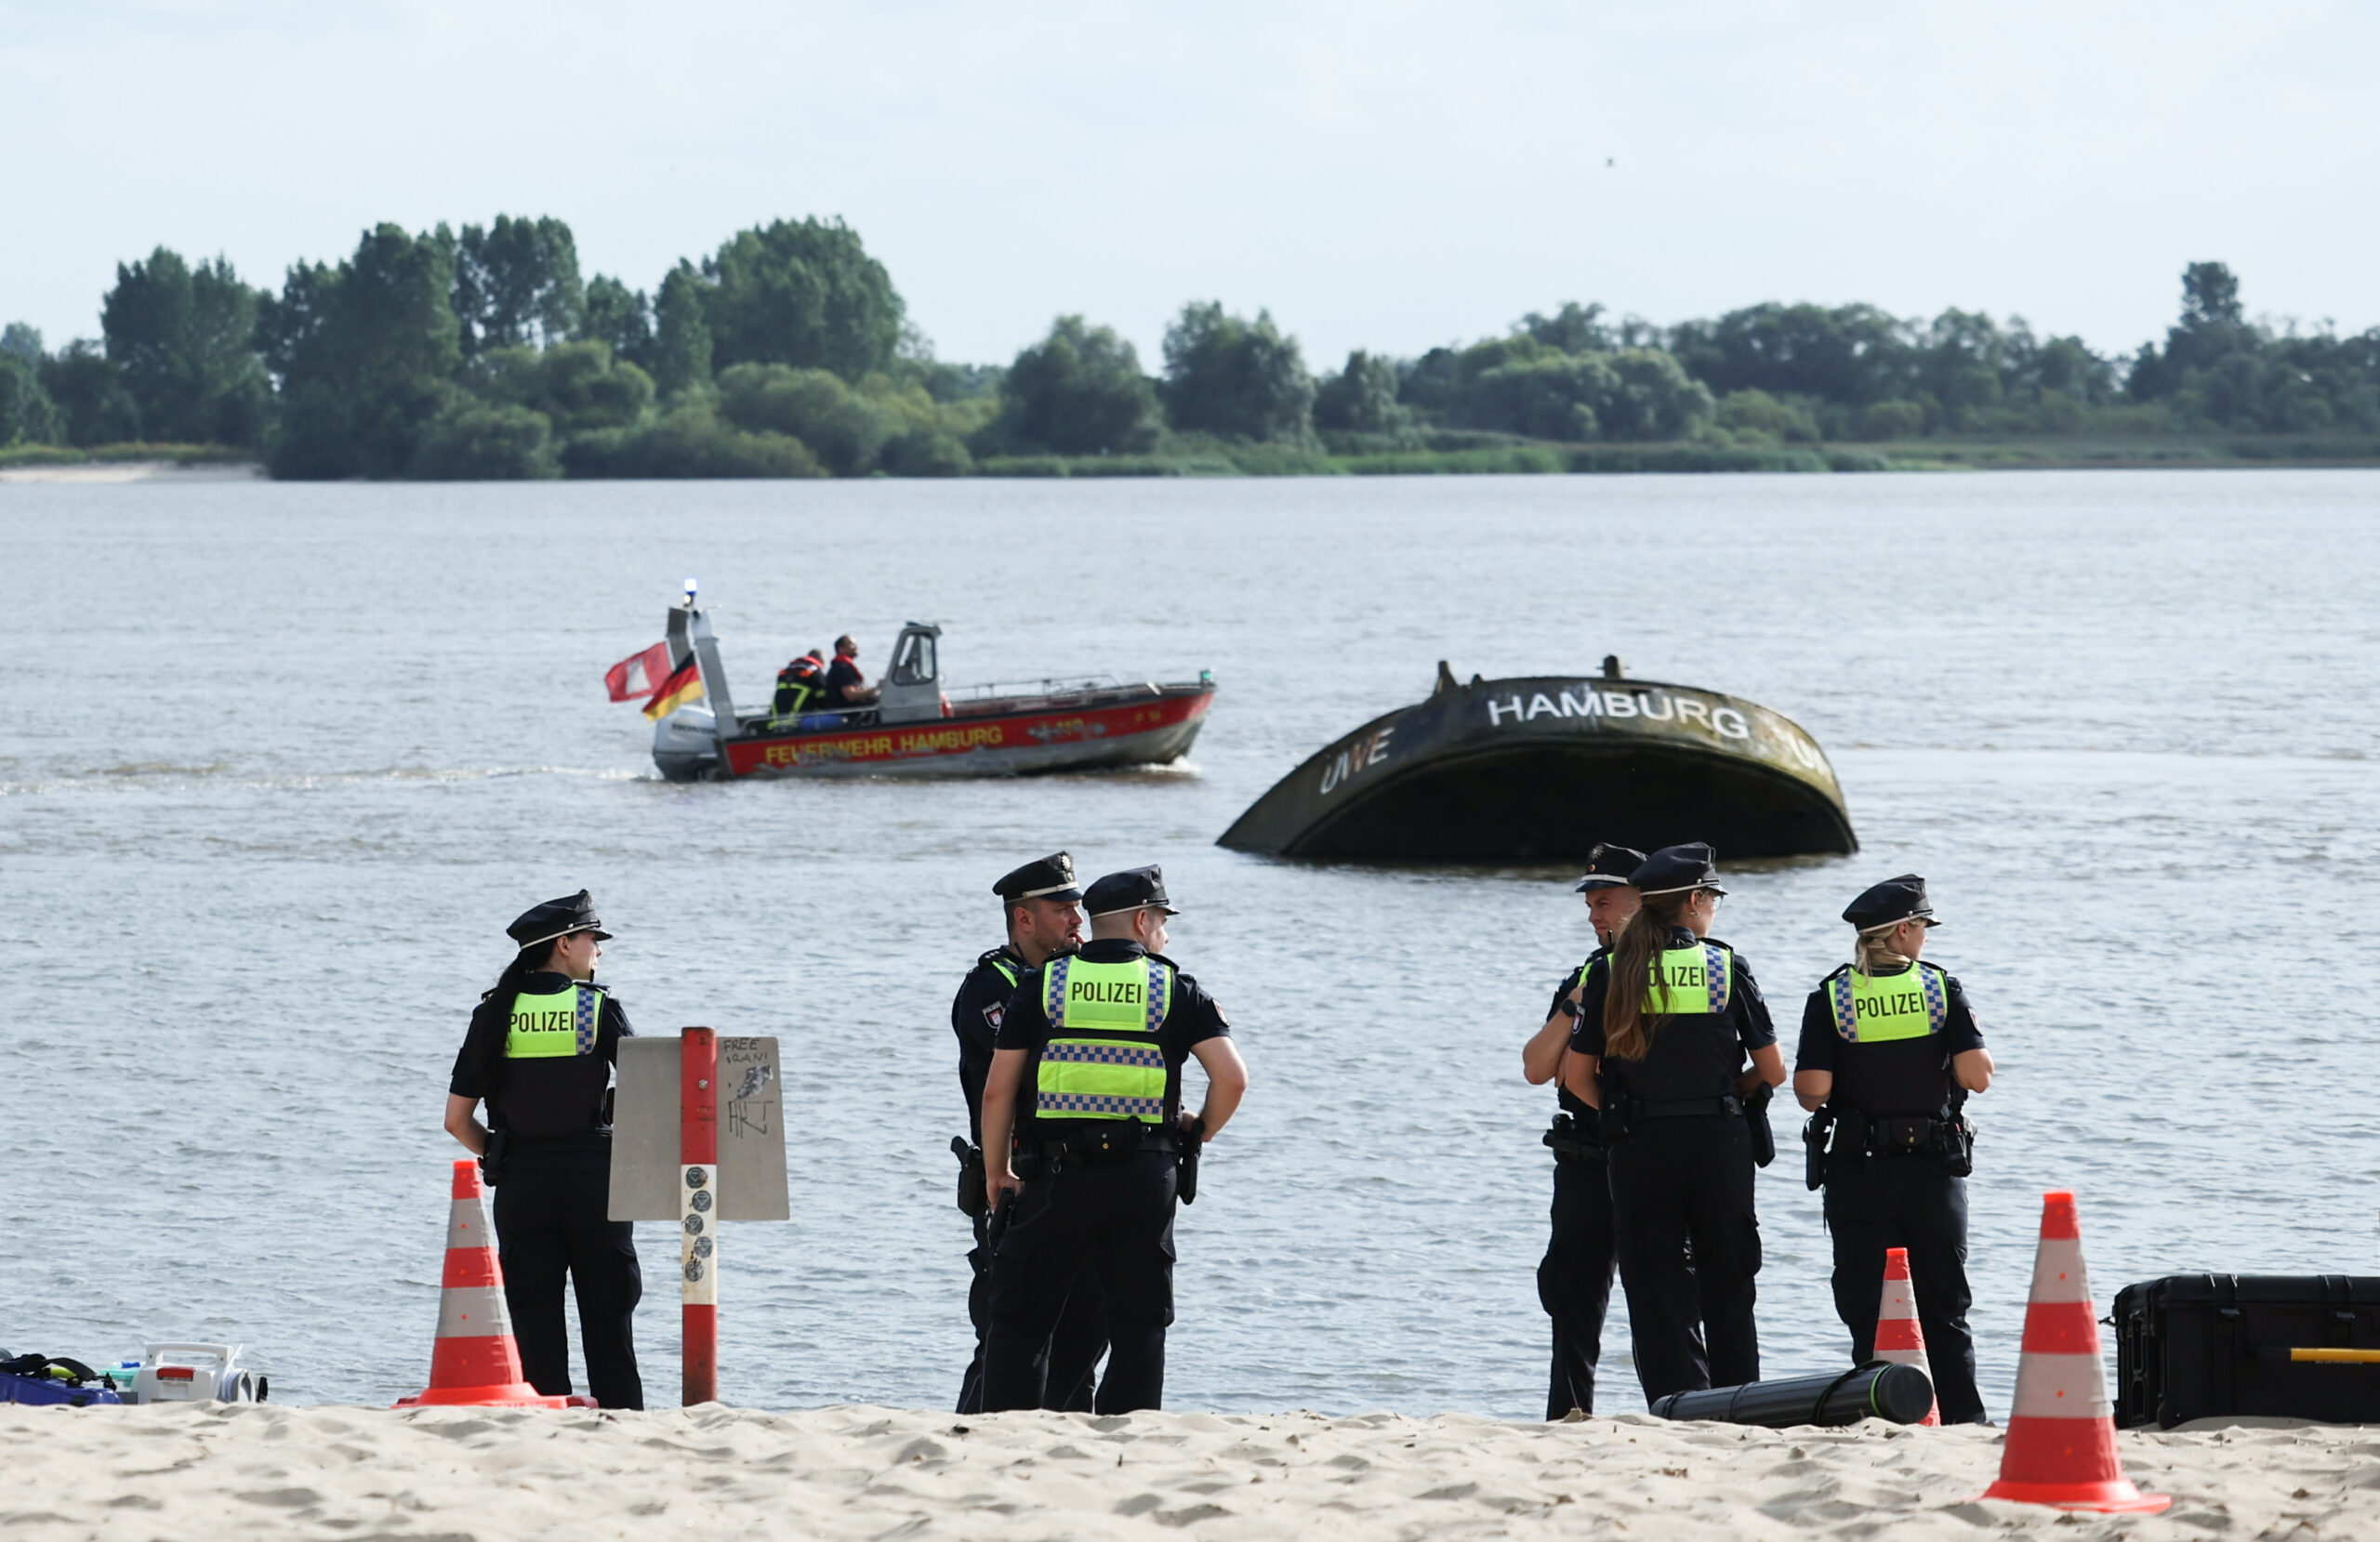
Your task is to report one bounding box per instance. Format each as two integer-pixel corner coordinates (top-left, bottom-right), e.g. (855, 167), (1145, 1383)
(396, 1159), (573, 1409)
(1872, 1246), (1940, 1427)
(1978, 1191), (2169, 1513)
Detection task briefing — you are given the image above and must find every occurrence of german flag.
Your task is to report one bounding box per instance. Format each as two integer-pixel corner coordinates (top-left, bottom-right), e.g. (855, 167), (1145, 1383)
(642, 659), (705, 719)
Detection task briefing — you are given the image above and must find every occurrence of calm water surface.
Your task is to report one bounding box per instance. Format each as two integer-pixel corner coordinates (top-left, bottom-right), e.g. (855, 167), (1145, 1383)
(3, 470), (2375, 1417)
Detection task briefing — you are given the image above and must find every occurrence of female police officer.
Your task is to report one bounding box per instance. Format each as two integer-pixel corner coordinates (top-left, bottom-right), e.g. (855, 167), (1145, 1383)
(1562, 843), (1784, 1404)
(443, 890), (643, 1409)
(1793, 875), (1993, 1424)
(1521, 843), (1642, 1418)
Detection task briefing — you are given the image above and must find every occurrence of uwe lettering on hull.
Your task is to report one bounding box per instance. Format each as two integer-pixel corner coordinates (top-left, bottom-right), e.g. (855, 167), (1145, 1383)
(1317, 726), (1396, 796)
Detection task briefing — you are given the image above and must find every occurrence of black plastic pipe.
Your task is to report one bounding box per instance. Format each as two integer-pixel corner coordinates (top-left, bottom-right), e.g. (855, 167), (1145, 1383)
(1648, 1362), (1935, 1427)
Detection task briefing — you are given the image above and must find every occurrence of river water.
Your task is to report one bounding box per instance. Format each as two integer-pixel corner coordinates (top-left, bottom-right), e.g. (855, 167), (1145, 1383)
(2, 469), (2375, 1418)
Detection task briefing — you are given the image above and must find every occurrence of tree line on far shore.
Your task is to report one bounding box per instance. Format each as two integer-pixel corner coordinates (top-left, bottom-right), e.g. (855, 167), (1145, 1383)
(3, 212), (2374, 479)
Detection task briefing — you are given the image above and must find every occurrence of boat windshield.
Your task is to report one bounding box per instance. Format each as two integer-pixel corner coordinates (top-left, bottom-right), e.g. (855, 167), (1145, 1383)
(890, 630), (937, 686)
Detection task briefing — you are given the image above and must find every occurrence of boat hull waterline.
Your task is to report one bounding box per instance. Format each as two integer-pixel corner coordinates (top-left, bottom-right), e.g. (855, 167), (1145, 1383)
(1217, 671), (1856, 862)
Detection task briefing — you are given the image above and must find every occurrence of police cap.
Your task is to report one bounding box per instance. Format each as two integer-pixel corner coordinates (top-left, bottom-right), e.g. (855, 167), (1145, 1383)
(1084, 864), (1178, 918)
(1844, 874), (1937, 931)
(994, 851), (1081, 904)
(1630, 842), (1728, 897)
(1574, 843), (1648, 892)
(508, 890), (611, 949)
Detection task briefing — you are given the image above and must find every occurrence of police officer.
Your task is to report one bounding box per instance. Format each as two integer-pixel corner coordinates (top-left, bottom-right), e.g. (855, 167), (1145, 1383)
(443, 890), (643, 1409)
(1521, 843), (1643, 1418)
(1562, 843), (1785, 1404)
(950, 852), (1105, 1415)
(1793, 875), (1994, 1424)
(977, 865), (1250, 1414)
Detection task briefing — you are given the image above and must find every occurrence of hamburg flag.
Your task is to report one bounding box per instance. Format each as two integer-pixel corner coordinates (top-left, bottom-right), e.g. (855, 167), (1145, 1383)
(642, 659), (705, 719)
(605, 641), (675, 703)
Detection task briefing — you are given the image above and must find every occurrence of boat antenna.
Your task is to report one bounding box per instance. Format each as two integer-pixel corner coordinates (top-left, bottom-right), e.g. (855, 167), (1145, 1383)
(1602, 654), (1624, 679)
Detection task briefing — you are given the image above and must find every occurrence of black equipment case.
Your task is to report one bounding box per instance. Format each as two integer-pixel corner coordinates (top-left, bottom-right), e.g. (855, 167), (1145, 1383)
(2112, 1274), (2380, 1429)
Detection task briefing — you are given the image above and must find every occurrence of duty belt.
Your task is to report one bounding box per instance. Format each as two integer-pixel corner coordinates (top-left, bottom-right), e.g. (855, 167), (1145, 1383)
(1833, 1113), (1958, 1157)
(1039, 1123), (1181, 1170)
(1542, 1114), (1606, 1165)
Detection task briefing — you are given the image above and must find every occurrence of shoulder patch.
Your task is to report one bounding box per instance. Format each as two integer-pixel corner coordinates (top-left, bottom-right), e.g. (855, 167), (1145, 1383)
(982, 1001), (1005, 1033)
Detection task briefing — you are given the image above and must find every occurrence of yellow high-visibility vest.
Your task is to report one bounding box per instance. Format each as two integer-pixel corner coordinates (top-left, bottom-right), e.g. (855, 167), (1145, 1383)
(1035, 956), (1171, 1124)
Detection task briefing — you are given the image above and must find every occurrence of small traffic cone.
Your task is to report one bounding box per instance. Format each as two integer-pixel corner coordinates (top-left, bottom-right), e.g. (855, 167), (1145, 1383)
(1978, 1191), (2169, 1513)
(1872, 1246), (1940, 1427)
(396, 1160), (572, 1408)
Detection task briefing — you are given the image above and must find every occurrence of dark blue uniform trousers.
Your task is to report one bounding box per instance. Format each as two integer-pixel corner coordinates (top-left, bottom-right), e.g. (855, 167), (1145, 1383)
(984, 1150), (1175, 1415)
(959, 1209), (1109, 1414)
(1608, 1115), (1761, 1404)
(492, 1151), (644, 1410)
(1823, 1156), (1984, 1424)
(1538, 1153), (1618, 1417)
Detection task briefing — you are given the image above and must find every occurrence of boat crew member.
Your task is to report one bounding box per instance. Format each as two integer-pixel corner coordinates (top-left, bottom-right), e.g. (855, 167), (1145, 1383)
(950, 851), (1105, 1415)
(978, 865), (1250, 1414)
(443, 890), (642, 1409)
(1521, 843), (1643, 1418)
(826, 635), (879, 707)
(1793, 875), (1994, 1424)
(774, 648), (826, 718)
(1563, 843), (1785, 1405)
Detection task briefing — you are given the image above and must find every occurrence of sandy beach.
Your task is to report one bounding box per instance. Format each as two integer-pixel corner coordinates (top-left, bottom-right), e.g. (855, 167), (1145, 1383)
(1, 1402), (2370, 1540)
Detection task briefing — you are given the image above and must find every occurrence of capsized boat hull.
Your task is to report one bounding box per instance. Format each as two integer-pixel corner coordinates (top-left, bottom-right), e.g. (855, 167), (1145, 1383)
(1217, 672), (1854, 861)
(655, 685), (1214, 782)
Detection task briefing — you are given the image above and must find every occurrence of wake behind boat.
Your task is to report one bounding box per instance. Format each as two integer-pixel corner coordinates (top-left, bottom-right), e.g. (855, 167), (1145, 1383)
(615, 588), (1216, 782)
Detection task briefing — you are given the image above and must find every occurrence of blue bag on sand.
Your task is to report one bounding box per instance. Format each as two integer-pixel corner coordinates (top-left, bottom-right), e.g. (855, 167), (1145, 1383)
(0, 1354), (126, 1407)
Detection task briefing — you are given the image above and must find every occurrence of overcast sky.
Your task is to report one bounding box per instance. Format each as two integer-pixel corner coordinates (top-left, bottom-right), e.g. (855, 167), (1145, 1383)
(5, 0), (2373, 370)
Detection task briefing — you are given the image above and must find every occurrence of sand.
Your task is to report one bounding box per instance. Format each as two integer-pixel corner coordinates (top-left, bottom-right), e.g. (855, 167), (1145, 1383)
(2, 1403), (2374, 1540)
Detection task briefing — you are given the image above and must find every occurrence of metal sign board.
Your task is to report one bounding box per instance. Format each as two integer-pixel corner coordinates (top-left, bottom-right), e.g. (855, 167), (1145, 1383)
(608, 1035), (789, 1221)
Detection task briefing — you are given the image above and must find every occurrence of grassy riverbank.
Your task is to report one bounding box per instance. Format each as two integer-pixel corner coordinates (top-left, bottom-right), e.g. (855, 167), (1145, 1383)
(0, 442), (258, 469)
(10, 435), (2375, 481)
(981, 433), (2380, 477)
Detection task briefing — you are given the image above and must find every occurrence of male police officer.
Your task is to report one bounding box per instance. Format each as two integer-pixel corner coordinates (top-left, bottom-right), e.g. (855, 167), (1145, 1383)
(950, 852), (1104, 1414)
(1793, 875), (1995, 1424)
(443, 890), (643, 1409)
(978, 866), (1250, 1414)
(1520, 843), (1643, 1418)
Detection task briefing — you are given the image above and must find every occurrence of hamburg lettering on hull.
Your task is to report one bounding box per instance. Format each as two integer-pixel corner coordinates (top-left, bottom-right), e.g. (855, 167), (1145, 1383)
(1484, 684), (1752, 741)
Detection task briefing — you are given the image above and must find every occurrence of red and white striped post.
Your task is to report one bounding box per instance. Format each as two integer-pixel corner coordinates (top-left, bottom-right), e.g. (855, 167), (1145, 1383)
(680, 1027), (720, 1405)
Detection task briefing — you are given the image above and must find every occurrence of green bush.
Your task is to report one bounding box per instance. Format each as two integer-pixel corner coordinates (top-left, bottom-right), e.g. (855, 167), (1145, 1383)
(716, 362), (891, 474)
(409, 402), (561, 480)
(0, 351), (63, 445)
(1712, 389), (1821, 443)
(1160, 302), (1315, 442)
(478, 341), (654, 433)
(881, 428), (972, 477)
(998, 316), (1160, 455)
(563, 402), (825, 479)
(1859, 401), (1926, 440)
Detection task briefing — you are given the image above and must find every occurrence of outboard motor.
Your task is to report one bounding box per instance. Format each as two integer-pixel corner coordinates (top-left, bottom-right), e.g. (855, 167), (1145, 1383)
(129, 1343), (264, 1404)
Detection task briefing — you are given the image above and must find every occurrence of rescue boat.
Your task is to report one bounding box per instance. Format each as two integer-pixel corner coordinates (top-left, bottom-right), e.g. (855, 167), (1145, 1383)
(646, 594), (1216, 782)
(1216, 658), (1855, 862)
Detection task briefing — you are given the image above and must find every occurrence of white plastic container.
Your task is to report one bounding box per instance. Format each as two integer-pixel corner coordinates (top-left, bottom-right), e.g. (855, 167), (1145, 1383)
(130, 1344), (260, 1404)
